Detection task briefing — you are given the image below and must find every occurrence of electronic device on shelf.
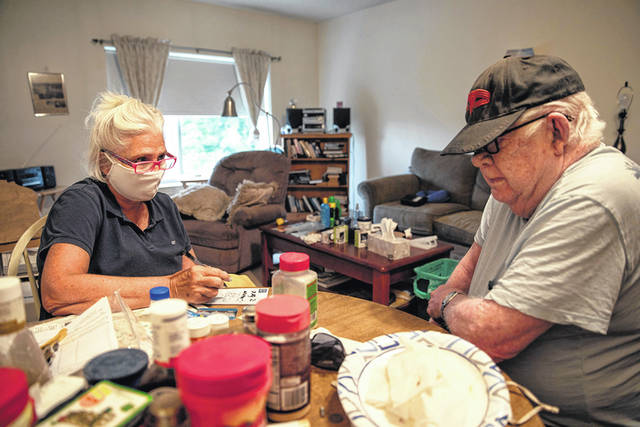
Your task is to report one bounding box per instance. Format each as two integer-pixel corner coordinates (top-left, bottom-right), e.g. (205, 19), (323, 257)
(0, 166), (56, 190)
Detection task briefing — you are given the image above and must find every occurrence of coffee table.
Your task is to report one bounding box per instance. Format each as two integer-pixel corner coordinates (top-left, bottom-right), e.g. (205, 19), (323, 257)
(260, 224), (453, 305)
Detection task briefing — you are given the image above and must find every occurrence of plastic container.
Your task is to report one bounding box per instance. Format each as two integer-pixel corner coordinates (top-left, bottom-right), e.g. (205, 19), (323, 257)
(83, 348), (149, 387)
(149, 299), (190, 367)
(208, 313), (230, 335)
(0, 277), (26, 335)
(175, 334), (272, 427)
(0, 367), (36, 427)
(150, 286), (170, 304)
(272, 252), (318, 328)
(413, 258), (459, 300)
(256, 295), (311, 422)
(187, 317), (211, 342)
(144, 387), (188, 427)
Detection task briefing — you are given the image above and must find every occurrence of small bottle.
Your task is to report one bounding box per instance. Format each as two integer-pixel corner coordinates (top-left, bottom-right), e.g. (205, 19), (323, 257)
(256, 295), (311, 422)
(320, 197), (331, 228)
(335, 199), (342, 221)
(329, 203), (336, 227)
(272, 252), (318, 328)
(149, 286), (170, 305)
(149, 299), (190, 368)
(187, 317), (211, 343)
(209, 313), (230, 335)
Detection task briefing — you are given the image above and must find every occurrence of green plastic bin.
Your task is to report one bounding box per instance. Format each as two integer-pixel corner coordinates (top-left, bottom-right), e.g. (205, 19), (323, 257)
(413, 258), (459, 300)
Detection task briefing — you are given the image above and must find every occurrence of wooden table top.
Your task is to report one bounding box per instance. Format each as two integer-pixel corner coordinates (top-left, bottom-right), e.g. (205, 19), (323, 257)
(306, 292), (543, 426)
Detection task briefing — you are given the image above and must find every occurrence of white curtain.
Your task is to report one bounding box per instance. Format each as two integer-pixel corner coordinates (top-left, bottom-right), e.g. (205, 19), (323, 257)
(231, 47), (271, 139)
(111, 34), (170, 106)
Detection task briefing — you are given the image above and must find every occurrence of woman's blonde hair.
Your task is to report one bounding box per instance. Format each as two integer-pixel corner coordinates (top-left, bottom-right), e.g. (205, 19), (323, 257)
(86, 92), (164, 182)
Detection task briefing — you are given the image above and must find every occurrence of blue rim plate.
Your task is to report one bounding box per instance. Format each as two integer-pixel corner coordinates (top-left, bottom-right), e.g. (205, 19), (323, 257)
(337, 331), (511, 427)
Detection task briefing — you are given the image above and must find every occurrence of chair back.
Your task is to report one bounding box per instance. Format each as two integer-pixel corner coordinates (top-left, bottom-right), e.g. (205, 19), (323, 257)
(209, 150), (291, 204)
(8, 215), (48, 321)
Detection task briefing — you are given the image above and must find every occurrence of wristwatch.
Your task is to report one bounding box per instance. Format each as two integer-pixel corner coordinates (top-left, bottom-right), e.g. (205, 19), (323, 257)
(440, 291), (463, 319)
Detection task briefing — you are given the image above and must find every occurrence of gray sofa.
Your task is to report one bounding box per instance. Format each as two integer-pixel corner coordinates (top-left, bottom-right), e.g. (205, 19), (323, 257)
(357, 148), (490, 247)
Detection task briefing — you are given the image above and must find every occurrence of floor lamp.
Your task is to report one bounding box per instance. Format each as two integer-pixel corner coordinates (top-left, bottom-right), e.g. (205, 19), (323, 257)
(221, 82), (282, 152)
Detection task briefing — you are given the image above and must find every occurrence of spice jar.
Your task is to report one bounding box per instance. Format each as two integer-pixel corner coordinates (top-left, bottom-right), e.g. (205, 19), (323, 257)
(256, 295), (311, 422)
(272, 252), (318, 328)
(175, 334), (272, 427)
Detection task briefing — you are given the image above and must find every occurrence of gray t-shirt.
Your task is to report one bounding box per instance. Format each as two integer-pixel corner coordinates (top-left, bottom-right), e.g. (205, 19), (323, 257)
(470, 145), (640, 425)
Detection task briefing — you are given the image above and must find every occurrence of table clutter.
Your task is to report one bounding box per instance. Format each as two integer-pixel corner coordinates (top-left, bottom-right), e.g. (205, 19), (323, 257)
(0, 268), (544, 426)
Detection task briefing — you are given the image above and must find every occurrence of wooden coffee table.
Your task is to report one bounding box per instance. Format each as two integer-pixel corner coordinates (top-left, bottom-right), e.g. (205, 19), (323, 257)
(260, 224), (453, 305)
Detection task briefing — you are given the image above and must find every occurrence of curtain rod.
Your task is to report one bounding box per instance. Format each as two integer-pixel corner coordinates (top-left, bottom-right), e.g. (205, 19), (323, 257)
(91, 38), (281, 62)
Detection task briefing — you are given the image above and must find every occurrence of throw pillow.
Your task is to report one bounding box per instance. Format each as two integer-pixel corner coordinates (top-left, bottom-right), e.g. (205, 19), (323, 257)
(227, 180), (278, 223)
(172, 184), (231, 222)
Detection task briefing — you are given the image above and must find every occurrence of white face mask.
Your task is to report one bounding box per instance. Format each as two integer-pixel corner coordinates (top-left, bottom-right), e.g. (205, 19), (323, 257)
(106, 161), (165, 202)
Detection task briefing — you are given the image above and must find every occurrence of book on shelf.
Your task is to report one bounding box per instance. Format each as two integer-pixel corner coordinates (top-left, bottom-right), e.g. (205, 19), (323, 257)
(302, 195), (314, 213)
(286, 195), (298, 212)
(310, 197), (322, 212)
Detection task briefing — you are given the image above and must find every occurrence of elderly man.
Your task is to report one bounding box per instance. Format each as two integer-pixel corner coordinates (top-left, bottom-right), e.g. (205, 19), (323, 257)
(427, 55), (640, 425)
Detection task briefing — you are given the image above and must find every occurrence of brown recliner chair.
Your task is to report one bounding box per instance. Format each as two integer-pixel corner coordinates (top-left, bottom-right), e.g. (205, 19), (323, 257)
(182, 150), (290, 274)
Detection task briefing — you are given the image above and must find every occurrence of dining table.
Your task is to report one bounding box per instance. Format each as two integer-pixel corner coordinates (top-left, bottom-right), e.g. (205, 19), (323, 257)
(304, 291), (544, 427)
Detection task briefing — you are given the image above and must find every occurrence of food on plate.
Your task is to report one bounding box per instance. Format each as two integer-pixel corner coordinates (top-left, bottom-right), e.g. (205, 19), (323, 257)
(363, 337), (488, 426)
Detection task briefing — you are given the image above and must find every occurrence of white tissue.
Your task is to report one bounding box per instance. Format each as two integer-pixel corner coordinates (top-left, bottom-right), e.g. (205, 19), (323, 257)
(380, 218), (398, 241)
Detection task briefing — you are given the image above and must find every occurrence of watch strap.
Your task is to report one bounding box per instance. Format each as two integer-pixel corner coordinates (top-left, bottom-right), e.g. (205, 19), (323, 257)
(441, 291), (463, 318)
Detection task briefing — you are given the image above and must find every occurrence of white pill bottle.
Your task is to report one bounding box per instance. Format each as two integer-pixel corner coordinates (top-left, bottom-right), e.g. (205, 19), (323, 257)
(272, 252), (318, 328)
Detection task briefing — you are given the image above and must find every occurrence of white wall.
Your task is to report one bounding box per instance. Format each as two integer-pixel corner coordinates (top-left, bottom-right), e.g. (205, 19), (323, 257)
(318, 0), (640, 207)
(0, 0), (318, 186)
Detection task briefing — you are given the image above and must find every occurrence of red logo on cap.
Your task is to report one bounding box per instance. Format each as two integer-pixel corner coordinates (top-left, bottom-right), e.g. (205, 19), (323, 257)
(467, 89), (490, 114)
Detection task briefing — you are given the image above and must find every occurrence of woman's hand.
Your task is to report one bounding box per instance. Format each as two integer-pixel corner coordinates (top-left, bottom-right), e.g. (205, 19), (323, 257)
(168, 265), (230, 304)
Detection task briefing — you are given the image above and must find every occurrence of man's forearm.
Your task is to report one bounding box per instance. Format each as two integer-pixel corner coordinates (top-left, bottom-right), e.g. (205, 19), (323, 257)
(443, 296), (552, 362)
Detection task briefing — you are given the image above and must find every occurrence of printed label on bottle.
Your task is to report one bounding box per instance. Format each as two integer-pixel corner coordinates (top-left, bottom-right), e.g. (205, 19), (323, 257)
(267, 338), (310, 412)
(306, 279), (318, 328)
(152, 314), (190, 364)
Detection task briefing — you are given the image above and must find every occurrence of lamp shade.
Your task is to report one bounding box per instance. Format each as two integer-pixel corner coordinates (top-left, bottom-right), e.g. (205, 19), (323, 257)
(221, 93), (238, 117)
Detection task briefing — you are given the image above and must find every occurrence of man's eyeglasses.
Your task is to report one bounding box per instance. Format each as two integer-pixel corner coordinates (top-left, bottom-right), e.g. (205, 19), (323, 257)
(473, 113), (573, 156)
(102, 150), (177, 174)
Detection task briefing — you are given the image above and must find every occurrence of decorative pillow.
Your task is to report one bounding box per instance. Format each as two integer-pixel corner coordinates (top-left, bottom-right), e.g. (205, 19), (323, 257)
(172, 184), (231, 222)
(227, 180), (278, 223)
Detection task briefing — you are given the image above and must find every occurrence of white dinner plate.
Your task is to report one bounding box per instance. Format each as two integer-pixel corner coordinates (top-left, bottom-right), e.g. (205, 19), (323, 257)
(337, 331), (511, 427)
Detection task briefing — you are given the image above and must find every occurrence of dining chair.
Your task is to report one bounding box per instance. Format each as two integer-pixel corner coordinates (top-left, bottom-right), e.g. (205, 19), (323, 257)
(8, 215), (48, 321)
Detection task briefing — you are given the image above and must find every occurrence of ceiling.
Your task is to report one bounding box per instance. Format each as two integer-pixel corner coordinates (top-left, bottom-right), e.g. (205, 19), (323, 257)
(191, 0), (395, 22)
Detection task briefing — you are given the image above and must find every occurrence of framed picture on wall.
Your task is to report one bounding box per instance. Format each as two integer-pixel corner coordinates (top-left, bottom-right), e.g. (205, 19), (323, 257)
(27, 72), (69, 117)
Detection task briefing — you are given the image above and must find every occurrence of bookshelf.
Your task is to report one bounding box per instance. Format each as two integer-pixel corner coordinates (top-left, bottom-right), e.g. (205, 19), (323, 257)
(283, 132), (351, 214)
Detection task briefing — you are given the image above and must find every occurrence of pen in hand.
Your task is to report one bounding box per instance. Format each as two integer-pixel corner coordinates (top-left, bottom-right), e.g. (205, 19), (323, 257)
(183, 249), (228, 287)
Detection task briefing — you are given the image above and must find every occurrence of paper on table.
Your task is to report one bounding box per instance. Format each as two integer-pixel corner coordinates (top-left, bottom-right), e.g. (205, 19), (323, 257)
(47, 297), (119, 376)
(205, 287), (270, 305)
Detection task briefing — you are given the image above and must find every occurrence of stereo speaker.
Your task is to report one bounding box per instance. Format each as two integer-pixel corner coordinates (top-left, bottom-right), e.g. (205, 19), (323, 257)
(286, 108), (303, 131)
(41, 165), (56, 188)
(333, 108), (350, 130)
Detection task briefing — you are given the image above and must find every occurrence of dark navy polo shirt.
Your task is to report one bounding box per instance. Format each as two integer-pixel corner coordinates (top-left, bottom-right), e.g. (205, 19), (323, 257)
(37, 178), (191, 280)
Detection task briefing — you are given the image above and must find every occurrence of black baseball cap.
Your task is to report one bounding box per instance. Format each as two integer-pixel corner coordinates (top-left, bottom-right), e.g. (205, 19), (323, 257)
(442, 55), (585, 155)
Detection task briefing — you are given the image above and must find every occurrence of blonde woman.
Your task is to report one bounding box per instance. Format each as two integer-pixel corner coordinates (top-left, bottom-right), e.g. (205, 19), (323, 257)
(38, 92), (228, 317)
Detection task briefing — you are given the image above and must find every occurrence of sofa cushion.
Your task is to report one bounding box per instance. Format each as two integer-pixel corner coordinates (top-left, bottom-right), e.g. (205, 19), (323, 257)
(172, 184), (231, 221)
(409, 148), (477, 206)
(182, 219), (239, 249)
(433, 210), (483, 246)
(471, 172), (491, 211)
(226, 180), (278, 224)
(373, 201), (469, 235)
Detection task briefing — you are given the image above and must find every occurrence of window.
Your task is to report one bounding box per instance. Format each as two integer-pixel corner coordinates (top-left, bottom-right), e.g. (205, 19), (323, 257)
(105, 49), (273, 185)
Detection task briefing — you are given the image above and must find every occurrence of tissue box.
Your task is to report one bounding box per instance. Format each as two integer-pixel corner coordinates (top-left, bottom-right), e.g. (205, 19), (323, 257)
(368, 234), (411, 260)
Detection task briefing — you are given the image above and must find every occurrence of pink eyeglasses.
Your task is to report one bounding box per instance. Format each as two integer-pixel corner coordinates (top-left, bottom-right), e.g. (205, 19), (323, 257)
(102, 150), (177, 174)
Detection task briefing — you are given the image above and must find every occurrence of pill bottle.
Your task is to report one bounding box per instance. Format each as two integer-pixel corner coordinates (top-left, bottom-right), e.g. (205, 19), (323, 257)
(256, 295), (311, 422)
(143, 387), (188, 427)
(175, 334), (272, 427)
(187, 317), (211, 343)
(209, 313), (230, 335)
(0, 277), (26, 335)
(149, 286), (170, 305)
(149, 299), (190, 368)
(271, 252), (318, 328)
(0, 367), (36, 427)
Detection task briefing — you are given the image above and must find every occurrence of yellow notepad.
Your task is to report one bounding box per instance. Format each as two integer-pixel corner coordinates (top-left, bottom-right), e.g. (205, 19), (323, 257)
(225, 274), (257, 288)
